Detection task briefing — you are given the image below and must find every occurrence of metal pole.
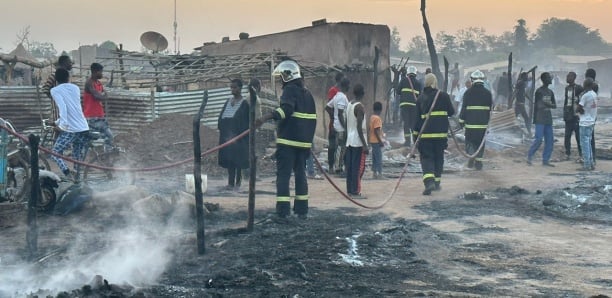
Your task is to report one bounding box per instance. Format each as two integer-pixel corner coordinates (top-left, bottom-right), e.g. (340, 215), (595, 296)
(247, 84), (257, 231)
(270, 53), (276, 100)
(27, 134), (40, 260)
(193, 90), (208, 254)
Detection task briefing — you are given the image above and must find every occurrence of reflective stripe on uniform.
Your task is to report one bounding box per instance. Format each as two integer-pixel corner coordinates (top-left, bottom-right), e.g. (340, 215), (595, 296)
(420, 133), (447, 138)
(434, 177), (441, 182)
(401, 88), (420, 94)
(276, 107), (286, 119)
(458, 119), (465, 123)
(421, 111), (448, 118)
(276, 196), (291, 202)
(423, 173), (435, 180)
(277, 138), (312, 148)
(295, 195), (309, 201)
(464, 124), (488, 129)
(292, 112), (316, 119)
(466, 106), (490, 110)
(399, 102), (416, 107)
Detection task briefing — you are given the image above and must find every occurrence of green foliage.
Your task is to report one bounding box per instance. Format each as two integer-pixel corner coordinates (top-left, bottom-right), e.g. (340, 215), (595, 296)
(390, 26), (404, 56)
(29, 41), (57, 59)
(406, 35), (428, 61)
(99, 40), (118, 50)
(533, 18), (608, 54)
(398, 17), (610, 67)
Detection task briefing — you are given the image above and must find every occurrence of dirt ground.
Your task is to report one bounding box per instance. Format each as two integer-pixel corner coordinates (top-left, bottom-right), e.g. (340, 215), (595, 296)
(1, 113), (611, 297)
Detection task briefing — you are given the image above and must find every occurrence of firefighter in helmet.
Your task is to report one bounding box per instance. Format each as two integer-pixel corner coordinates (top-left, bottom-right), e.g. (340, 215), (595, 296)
(396, 65), (422, 146)
(413, 73), (454, 195)
(459, 70), (493, 170)
(256, 60), (317, 219)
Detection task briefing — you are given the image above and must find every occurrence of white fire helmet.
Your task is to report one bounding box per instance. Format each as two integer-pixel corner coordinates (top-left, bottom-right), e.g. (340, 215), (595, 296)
(407, 65), (418, 76)
(273, 60), (302, 83)
(470, 70), (486, 84)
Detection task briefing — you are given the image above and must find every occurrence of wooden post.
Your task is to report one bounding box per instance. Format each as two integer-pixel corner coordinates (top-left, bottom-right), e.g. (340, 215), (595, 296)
(507, 53), (513, 111)
(27, 134), (40, 260)
(421, 0), (443, 83)
(193, 90), (208, 254)
(373, 46), (380, 107)
(118, 44), (127, 88)
(247, 84), (257, 231)
(150, 86), (156, 121)
(270, 53), (277, 100)
(443, 56), (449, 92)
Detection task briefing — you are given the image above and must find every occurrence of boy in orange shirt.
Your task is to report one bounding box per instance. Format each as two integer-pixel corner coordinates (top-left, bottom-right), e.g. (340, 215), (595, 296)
(369, 102), (385, 179)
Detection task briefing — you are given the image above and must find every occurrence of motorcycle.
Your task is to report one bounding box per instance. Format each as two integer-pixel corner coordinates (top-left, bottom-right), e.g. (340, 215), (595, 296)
(1, 118), (59, 212)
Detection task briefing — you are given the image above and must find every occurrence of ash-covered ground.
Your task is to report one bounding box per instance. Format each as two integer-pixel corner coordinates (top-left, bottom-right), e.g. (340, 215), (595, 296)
(1, 113), (611, 297)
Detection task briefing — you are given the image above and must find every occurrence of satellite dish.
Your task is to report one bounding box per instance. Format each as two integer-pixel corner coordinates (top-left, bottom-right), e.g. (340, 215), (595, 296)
(140, 31), (169, 53)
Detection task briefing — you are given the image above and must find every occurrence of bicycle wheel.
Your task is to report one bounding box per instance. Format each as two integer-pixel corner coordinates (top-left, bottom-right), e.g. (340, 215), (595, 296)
(82, 152), (114, 183)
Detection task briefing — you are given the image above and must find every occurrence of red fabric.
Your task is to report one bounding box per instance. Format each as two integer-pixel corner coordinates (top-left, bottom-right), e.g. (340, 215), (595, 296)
(327, 86), (339, 101)
(83, 80), (105, 118)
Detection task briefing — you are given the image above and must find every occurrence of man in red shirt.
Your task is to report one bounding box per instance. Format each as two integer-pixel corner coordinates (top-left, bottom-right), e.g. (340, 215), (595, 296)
(83, 63), (114, 151)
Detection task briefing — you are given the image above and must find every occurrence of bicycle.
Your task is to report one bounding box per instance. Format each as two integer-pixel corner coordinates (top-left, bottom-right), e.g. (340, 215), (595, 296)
(80, 131), (134, 185)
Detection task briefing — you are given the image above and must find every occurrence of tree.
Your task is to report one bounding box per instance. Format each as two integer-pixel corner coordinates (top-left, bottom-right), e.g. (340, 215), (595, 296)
(533, 18), (608, 54)
(390, 26), (403, 57)
(435, 31), (457, 54)
(514, 19), (529, 58)
(99, 40), (118, 50)
(29, 41), (57, 59)
(406, 35), (428, 60)
(15, 26), (31, 49)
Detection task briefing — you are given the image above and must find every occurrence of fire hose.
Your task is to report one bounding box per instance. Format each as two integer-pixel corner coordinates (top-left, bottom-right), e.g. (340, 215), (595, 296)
(447, 112), (492, 160)
(312, 91), (442, 210)
(2, 89), (447, 211)
(0, 122), (249, 172)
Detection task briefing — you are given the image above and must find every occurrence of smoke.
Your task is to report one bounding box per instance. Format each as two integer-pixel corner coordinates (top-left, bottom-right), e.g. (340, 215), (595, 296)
(0, 186), (188, 297)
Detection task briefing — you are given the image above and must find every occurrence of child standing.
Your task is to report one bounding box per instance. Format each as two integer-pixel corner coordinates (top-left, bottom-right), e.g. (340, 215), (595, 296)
(369, 101), (385, 179)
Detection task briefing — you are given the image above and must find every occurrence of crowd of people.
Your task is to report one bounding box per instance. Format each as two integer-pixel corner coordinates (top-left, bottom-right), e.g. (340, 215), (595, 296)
(42, 55), (601, 220)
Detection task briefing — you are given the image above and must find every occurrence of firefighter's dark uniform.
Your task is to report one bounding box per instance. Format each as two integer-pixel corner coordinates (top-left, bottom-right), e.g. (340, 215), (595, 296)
(413, 87), (454, 195)
(458, 83), (492, 170)
(397, 75), (422, 146)
(271, 80), (317, 218)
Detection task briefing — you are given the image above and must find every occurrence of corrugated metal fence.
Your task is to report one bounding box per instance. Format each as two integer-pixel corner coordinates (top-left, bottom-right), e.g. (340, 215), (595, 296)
(0, 86), (264, 136)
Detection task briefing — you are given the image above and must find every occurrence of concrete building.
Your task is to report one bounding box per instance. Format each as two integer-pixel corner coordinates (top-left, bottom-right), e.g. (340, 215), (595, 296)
(195, 21), (392, 136)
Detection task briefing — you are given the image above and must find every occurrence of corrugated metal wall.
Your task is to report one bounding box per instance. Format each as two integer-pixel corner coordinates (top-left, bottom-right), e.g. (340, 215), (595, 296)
(0, 86), (259, 136)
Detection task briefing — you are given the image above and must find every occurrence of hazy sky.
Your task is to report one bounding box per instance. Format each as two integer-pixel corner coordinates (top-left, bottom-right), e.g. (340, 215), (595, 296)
(2, 0), (612, 54)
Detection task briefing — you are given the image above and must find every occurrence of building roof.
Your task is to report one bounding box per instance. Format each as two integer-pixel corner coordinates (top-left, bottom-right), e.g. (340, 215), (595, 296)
(556, 55), (608, 64)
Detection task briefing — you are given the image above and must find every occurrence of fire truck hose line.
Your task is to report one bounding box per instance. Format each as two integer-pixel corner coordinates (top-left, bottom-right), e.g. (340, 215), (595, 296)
(0, 123), (249, 172)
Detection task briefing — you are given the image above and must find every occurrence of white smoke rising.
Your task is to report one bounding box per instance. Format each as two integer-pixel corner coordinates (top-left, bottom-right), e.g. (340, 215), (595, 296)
(0, 187), (189, 297)
(0, 227), (171, 296)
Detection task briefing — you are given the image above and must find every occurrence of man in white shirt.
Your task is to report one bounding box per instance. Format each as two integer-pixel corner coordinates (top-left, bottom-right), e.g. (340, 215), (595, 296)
(325, 78), (350, 174)
(345, 84), (369, 199)
(50, 68), (90, 181)
(577, 77), (597, 171)
(454, 79), (472, 114)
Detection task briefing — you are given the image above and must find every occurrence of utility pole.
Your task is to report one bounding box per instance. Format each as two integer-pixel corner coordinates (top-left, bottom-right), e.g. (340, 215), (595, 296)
(173, 0), (178, 54)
